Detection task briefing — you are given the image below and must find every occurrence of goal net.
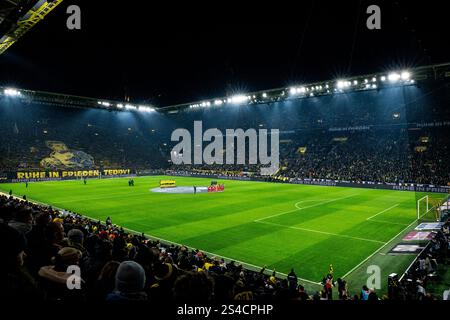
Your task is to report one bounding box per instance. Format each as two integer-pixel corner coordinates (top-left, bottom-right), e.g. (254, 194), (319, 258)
(417, 194), (449, 222)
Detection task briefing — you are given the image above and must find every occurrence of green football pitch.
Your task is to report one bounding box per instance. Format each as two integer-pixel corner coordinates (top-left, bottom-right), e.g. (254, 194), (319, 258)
(0, 176), (445, 294)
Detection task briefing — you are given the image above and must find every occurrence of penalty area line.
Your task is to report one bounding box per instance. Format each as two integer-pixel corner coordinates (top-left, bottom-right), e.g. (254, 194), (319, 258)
(255, 193), (360, 222)
(341, 216), (419, 279)
(254, 220), (387, 245)
(366, 203), (400, 220)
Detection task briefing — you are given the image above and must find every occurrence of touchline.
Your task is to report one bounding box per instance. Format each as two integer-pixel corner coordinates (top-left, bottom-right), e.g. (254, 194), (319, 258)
(170, 120), (280, 175)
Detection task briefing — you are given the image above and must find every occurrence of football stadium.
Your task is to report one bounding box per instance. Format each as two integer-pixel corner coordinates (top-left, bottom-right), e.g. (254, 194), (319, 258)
(0, 0), (449, 309)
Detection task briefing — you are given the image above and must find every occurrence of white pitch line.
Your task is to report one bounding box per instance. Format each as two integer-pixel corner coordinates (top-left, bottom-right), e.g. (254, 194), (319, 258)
(341, 217), (419, 279)
(366, 203), (400, 220)
(255, 220), (387, 244)
(366, 219), (409, 226)
(255, 193), (360, 222)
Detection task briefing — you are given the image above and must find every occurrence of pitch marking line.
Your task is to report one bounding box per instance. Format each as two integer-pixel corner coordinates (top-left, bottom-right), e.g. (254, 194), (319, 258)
(341, 217), (419, 279)
(366, 203), (399, 220)
(255, 220), (387, 244)
(254, 193), (360, 222)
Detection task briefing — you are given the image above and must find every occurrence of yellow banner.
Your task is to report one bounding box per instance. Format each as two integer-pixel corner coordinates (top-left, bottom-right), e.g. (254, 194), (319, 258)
(160, 180), (176, 188)
(16, 169), (131, 179)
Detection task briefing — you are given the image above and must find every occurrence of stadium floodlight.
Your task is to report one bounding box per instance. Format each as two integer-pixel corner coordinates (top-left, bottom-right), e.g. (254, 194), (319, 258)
(401, 71), (411, 80)
(230, 95), (249, 104)
(364, 79), (369, 84)
(97, 101), (102, 105)
(262, 93), (267, 98)
(380, 76), (386, 81)
(353, 80), (358, 85)
(290, 87), (297, 95)
(299, 87), (306, 93)
(214, 99), (223, 106)
(372, 77), (377, 82)
(138, 105), (155, 112)
(372, 84), (377, 89)
(117, 103), (124, 108)
(337, 80), (350, 89)
(101, 102), (111, 107)
(388, 72), (400, 82)
(125, 104), (136, 110)
(4, 88), (21, 96)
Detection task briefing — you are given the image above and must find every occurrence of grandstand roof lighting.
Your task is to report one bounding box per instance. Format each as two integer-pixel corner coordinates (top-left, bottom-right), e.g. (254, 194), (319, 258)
(372, 84), (377, 89)
(125, 104), (136, 110)
(380, 76), (386, 81)
(138, 105), (155, 112)
(101, 102), (111, 107)
(401, 71), (411, 80)
(337, 80), (351, 89)
(372, 77), (377, 82)
(289, 87), (297, 95)
(214, 99), (223, 106)
(262, 93), (267, 98)
(364, 79), (369, 83)
(353, 80), (358, 85)
(388, 72), (401, 82)
(230, 95), (249, 104)
(4, 88), (21, 96)
(117, 103), (124, 108)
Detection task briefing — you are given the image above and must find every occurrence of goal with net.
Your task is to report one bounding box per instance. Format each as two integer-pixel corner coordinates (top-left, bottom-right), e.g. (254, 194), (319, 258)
(417, 194), (449, 222)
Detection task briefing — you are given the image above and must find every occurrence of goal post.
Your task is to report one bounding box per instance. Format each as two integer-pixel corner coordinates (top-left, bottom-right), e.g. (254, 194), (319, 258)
(417, 194), (449, 222)
(417, 195), (429, 220)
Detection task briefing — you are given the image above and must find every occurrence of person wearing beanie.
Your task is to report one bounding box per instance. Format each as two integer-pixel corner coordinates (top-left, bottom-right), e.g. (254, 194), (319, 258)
(106, 261), (147, 301)
(0, 223), (43, 301)
(38, 247), (84, 301)
(148, 262), (178, 301)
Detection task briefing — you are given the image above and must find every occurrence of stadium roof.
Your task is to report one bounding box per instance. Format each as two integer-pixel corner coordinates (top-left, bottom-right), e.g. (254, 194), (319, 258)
(0, 0), (63, 55)
(1, 62), (449, 114)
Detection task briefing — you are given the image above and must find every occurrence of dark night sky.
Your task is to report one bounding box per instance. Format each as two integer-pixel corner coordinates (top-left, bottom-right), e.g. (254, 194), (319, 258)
(0, 0), (449, 107)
